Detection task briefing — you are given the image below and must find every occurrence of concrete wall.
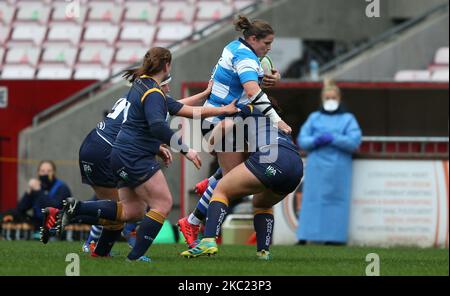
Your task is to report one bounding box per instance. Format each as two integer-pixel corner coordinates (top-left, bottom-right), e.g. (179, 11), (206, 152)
(18, 0), (448, 223)
(327, 8), (449, 81)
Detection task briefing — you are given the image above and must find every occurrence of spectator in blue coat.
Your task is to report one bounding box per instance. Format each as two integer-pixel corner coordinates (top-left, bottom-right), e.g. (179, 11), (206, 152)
(2, 160), (72, 230)
(296, 79), (362, 245)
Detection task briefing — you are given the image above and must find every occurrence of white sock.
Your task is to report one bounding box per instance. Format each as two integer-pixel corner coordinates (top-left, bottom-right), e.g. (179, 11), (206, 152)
(208, 175), (217, 183)
(188, 213), (201, 226)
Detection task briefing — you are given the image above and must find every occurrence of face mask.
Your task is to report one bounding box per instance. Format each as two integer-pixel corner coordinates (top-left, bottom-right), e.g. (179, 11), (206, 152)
(39, 175), (53, 189)
(323, 100), (339, 112)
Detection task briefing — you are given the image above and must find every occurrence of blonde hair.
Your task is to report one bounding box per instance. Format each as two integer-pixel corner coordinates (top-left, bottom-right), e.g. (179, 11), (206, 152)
(321, 78), (341, 98)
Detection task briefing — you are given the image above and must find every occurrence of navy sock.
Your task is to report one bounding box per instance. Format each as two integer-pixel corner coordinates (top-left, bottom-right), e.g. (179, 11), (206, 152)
(204, 197), (228, 238)
(127, 211), (165, 260)
(94, 228), (122, 256)
(254, 212), (274, 251)
(77, 200), (119, 221)
(70, 215), (100, 225)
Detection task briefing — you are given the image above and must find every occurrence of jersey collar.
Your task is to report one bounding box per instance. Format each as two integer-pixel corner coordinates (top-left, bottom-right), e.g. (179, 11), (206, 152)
(238, 38), (258, 57)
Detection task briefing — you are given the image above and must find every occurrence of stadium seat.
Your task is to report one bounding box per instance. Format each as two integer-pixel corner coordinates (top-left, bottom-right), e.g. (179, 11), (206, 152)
(115, 47), (147, 64)
(0, 27), (10, 46)
(5, 47), (41, 66)
(430, 69), (449, 82)
(88, 2), (123, 24)
(1, 64), (36, 79)
(433, 47), (449, 65)
(0, 3), (16, 25)
(16, 4), (51, 23)
(119, 24), (156, 46)
(234, 0), (256, 11)
(156, 23), (193, 42)
(394, 70), (430, 82)
(197, 2), (233, 21)
(111, 63), (132, 77)
(37, 65), (73, 79)
(160, 2), (196, 23)
(42, 47), (78, 66)
(10, 25), (47, 45)
(74, 65), (111, 80)
(79, 46), (114, 66)
(51, 2), (87, 23)
(47, 24), (82, 45)
(83, 24), (119, 45)
(124, 2), (159, 24)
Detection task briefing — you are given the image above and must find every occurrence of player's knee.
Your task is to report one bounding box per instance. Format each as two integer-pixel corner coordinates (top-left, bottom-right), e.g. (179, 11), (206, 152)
(153, 195), (173, 217)
(252, 198), (273, 209)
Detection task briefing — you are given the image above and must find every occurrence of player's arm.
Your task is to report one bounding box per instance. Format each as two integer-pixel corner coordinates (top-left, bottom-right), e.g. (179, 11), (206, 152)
(175, 100), (239, 119)
(242, 80), (292, 134)
(234, 54), (291, 134)
(178, 80), (213, 106)
(144, 92), (189, 152)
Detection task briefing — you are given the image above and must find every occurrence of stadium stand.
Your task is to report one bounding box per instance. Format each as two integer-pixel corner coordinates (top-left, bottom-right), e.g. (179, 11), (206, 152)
(394, 47), (449, 82)
(0, 0), (259, 79)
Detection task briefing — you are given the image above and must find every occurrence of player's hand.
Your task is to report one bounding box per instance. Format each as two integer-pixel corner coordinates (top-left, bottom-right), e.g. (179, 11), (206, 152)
(262, 69), (280, 88)
(205, 79), (213, 94)
(277, 120), (292, 135)
(185, 149), (202, 169)
(223, 99), (240, 115)
(158, 144), (173, 167)
(28, 178), (41, 194)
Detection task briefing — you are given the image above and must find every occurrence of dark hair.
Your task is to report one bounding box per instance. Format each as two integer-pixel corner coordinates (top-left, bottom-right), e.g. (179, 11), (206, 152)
(234, 15), (274, 40)
(37, 160), (56, 173)
(123, 47), (172, 82)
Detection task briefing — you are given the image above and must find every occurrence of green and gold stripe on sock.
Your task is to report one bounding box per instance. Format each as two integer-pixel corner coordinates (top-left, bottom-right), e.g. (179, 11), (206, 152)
(254, 208), (273, 215)
(210, 196), (229, 206)
(145, 210), (165, 224)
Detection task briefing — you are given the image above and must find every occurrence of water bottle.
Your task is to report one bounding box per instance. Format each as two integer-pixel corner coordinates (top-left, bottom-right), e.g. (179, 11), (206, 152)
(309, 59), (319, 81)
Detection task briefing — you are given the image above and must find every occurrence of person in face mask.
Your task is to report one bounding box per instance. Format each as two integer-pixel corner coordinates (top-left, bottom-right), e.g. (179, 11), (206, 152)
(1, 160), (72, 232)
(295, 78), (362, 245)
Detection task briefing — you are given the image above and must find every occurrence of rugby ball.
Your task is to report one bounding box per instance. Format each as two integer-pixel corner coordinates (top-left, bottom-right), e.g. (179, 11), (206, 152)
(260, 55), (274, 75)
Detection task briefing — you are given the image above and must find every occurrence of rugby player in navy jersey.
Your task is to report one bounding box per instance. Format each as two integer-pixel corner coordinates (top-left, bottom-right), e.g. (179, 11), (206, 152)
(181, 104), (303, 260)
(42, 47), (239, 261)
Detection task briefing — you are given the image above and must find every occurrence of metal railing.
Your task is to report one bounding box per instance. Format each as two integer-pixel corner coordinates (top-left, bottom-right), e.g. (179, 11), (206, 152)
(355, 136), (449, 159)
(318, 2), (450, 75)
(32, 0), (274, 126)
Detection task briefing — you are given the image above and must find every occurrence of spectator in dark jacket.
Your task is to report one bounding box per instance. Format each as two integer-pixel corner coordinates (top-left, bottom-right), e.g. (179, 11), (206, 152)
(2, 160), (72, 230)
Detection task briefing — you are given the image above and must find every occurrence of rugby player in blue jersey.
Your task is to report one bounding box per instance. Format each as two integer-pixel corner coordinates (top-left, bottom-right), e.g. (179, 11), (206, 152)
(178, 15), (289, 248)
(181, 104), (303, 260)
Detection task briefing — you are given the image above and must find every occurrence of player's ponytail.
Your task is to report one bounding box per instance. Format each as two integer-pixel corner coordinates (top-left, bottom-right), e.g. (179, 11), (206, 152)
(123, 47), (172, 83)
(234, 15), (274, 40)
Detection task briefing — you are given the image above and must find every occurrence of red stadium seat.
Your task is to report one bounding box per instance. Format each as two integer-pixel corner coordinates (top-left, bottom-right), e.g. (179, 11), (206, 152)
(0, 3), (16, 25)
(5, 47), (41, 66)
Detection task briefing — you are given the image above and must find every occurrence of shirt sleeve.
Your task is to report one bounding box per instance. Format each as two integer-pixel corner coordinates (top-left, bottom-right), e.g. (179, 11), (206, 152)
(143, 91), (168, 126)
(143, 91), (189, 153)
(232, 49), (260, 84)
(166, 96), (184, 115)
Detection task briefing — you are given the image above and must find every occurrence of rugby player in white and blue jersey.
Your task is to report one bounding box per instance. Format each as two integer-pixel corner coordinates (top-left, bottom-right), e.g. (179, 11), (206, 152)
(178, 15), (292, 248)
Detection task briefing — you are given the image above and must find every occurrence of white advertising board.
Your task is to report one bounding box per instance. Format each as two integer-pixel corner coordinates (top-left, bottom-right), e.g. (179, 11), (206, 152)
(273, 160), (449, 248)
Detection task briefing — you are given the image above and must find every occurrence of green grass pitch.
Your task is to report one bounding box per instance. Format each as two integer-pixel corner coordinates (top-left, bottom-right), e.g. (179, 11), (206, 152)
(0, 241), (447, 276)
